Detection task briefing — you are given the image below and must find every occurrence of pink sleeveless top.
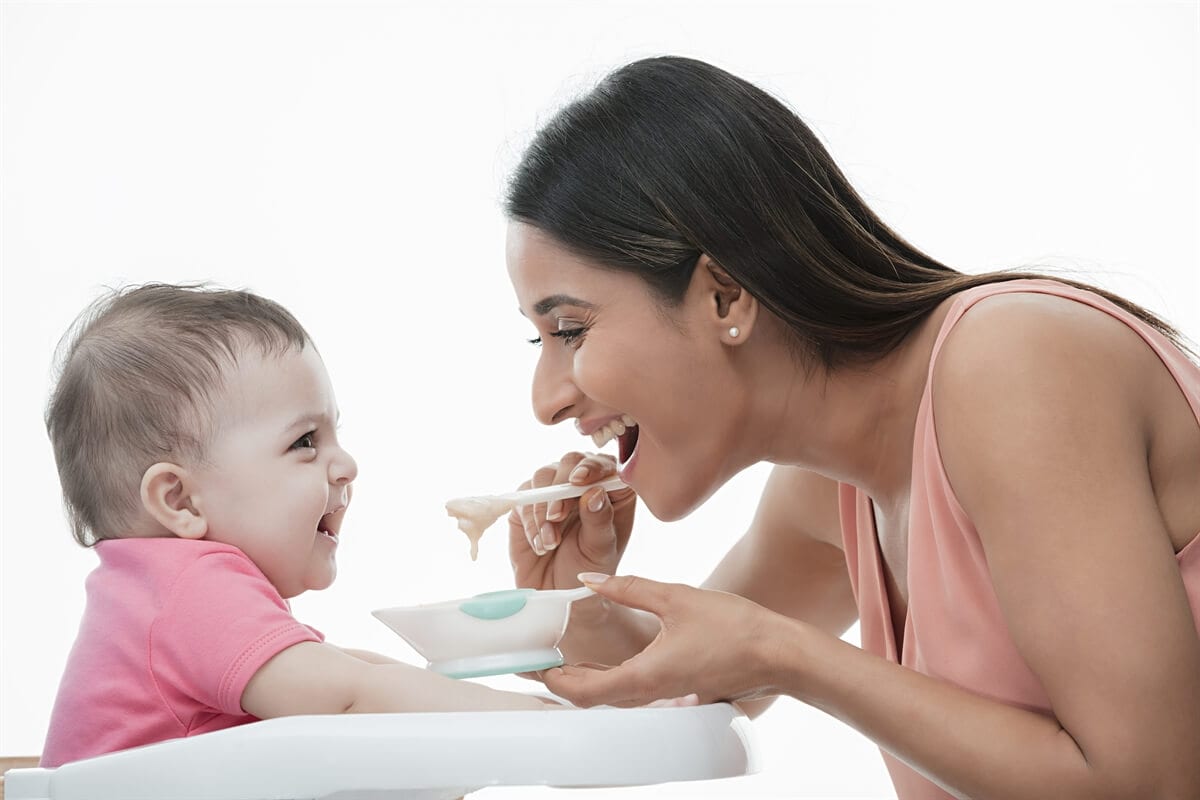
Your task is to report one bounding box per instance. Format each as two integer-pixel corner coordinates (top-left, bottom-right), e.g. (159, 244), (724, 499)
(838, 279), (1200, 799)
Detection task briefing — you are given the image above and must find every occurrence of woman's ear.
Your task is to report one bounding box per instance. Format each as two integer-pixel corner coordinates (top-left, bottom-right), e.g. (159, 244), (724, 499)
(698, 255), (758, 345)
(140, 463), (207, 539)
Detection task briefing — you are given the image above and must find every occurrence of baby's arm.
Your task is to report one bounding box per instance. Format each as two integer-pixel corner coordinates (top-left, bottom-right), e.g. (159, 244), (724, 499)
(241, 642), (553, 717)
(336, 647), (404, 665)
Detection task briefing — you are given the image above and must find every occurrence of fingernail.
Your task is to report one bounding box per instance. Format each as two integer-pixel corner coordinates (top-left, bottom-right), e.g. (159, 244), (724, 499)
(546, 500), (562, 521)
(587, 490), (605, 513)
(540, 522), (557, 550)
(569, 464), (590, 482)
(532, 534), (545, 556)
(577, 572), (609, 584)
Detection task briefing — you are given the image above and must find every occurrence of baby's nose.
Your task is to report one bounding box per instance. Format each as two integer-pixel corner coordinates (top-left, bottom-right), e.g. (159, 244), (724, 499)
(330, 448), (358, 485)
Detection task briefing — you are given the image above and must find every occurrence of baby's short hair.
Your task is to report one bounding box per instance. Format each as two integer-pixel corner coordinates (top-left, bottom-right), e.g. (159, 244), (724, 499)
(45, 283), (312, 546)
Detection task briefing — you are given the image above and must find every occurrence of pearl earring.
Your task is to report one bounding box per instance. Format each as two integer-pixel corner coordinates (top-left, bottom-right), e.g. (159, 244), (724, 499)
(728, 326), (740, 339)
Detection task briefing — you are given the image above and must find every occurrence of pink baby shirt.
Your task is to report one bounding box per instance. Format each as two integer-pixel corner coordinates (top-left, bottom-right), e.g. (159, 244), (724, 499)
(839, 279), (1200, 800)
(41, 538), (323, 767)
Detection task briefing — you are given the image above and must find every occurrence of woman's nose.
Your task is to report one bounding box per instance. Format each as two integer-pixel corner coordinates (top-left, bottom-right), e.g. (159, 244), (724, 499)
(329, 447), (358, 485)
(531, 350), (580, 426)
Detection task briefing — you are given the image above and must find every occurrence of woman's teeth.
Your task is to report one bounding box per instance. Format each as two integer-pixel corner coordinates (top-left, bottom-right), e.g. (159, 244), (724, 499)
(591, 414), (637, 448)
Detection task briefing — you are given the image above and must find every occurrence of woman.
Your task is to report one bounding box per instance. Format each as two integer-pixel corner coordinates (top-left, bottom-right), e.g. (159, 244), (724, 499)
(503, 56), (1200, 799)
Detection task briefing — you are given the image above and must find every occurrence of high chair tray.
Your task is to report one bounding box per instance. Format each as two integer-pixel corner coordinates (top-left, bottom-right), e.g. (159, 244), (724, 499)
(5, 702), (755, 800)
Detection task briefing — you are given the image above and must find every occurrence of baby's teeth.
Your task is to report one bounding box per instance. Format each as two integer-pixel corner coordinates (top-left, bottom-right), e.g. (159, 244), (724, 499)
(621, 414), (636, 427)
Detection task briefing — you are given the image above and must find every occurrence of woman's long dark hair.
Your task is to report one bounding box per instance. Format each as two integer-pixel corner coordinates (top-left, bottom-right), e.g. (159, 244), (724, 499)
(505, 56), (1189, 368)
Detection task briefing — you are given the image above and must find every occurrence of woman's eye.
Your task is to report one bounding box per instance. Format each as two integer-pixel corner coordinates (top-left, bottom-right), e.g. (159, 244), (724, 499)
(291, 432), (316, 450)
(526, 326), (588, 348)
(549, 326), (588, 347)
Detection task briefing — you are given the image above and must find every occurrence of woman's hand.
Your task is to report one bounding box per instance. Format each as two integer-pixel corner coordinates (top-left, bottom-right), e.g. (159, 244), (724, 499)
(508, 452), (636, 591)
(540, 573), (794, 707)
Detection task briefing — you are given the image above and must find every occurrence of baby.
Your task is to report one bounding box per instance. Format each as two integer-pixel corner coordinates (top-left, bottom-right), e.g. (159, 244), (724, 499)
(40, 283), (552, 768)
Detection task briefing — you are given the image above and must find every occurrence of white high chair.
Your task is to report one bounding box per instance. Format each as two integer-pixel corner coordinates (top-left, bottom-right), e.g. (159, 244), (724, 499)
(3, 703), (755, 799)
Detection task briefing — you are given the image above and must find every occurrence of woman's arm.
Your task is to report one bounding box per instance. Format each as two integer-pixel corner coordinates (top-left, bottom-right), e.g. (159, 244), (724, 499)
(700, 465), (857, 717)
(788, 295), (1200, 798)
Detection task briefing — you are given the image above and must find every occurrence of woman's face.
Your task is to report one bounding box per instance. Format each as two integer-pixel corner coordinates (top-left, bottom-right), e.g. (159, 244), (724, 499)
(506, 222), (751, 521)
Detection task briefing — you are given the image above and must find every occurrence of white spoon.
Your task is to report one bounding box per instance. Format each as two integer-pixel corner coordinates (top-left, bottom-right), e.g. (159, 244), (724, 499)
(446, 476), (628, 560)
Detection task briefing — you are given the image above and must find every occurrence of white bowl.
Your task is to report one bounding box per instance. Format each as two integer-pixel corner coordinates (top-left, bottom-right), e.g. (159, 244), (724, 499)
(372, 587), (594, 679)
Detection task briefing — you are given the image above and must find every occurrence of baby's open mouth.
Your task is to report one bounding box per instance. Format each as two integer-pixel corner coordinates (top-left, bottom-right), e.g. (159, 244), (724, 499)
(318, 514), (339, 543)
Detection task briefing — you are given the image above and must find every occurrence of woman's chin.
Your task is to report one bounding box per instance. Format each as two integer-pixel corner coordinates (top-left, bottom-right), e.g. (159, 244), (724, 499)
(638, 456), (732, 523)
(639, 482), (710, 523)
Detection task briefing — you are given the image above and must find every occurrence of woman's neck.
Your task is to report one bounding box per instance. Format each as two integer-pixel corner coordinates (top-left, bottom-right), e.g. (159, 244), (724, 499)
(746, 299), (955, 510)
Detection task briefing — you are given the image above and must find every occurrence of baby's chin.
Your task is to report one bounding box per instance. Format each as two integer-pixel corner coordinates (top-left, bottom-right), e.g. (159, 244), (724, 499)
(282, 569), (337, 598)
(309, 567), (337, 593)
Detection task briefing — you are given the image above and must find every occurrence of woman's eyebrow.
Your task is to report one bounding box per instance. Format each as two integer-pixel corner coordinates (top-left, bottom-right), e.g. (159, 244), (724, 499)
(533, 294), (595, 316)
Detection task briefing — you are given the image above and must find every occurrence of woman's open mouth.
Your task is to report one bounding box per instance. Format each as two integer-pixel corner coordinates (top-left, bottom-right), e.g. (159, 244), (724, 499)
(586, 413), (639, 465)
(618, 424), (639, 465)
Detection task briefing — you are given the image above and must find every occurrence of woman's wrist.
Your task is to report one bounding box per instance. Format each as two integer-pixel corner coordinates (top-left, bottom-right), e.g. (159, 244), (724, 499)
(753, 613), (830, 703)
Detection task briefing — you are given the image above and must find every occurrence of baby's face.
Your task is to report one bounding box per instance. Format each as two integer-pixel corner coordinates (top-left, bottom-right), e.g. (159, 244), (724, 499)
(189, 344), (357, 598)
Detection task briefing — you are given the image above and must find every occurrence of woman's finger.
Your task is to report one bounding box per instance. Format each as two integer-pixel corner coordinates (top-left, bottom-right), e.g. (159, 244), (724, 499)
(537, 453), (587, 552)
(524, 463), (561, 555)
(547, 452), (590, 522)
(508, 507), (536, 565)
(565, 451), (616, 485)
(556, 454), (633, 565)
(569, 486), (614, 564)
(541, 662), (648, 708)
(576, 573), (681, 618)
(573, 454), (637, 557)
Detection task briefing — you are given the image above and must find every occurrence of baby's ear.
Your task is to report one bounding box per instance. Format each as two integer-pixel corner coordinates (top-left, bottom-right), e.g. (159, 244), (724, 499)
(140, 463), (207, 539)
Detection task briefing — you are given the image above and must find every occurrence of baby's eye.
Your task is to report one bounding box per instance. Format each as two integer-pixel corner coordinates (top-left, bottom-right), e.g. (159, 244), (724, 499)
(291, 431), (316, 450)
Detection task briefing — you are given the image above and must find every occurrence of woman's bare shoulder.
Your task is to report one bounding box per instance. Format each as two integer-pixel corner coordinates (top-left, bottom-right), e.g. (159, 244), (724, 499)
(934, 289), (1160, 408)
(930, 286), (1156, 529)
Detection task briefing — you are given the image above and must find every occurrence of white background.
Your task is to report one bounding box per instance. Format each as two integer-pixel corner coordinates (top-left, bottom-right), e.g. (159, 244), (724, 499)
(2, 2), (1197, 798)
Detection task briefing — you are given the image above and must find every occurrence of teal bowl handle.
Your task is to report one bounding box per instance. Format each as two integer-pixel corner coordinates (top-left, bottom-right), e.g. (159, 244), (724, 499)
(458, 588), (534, 620)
